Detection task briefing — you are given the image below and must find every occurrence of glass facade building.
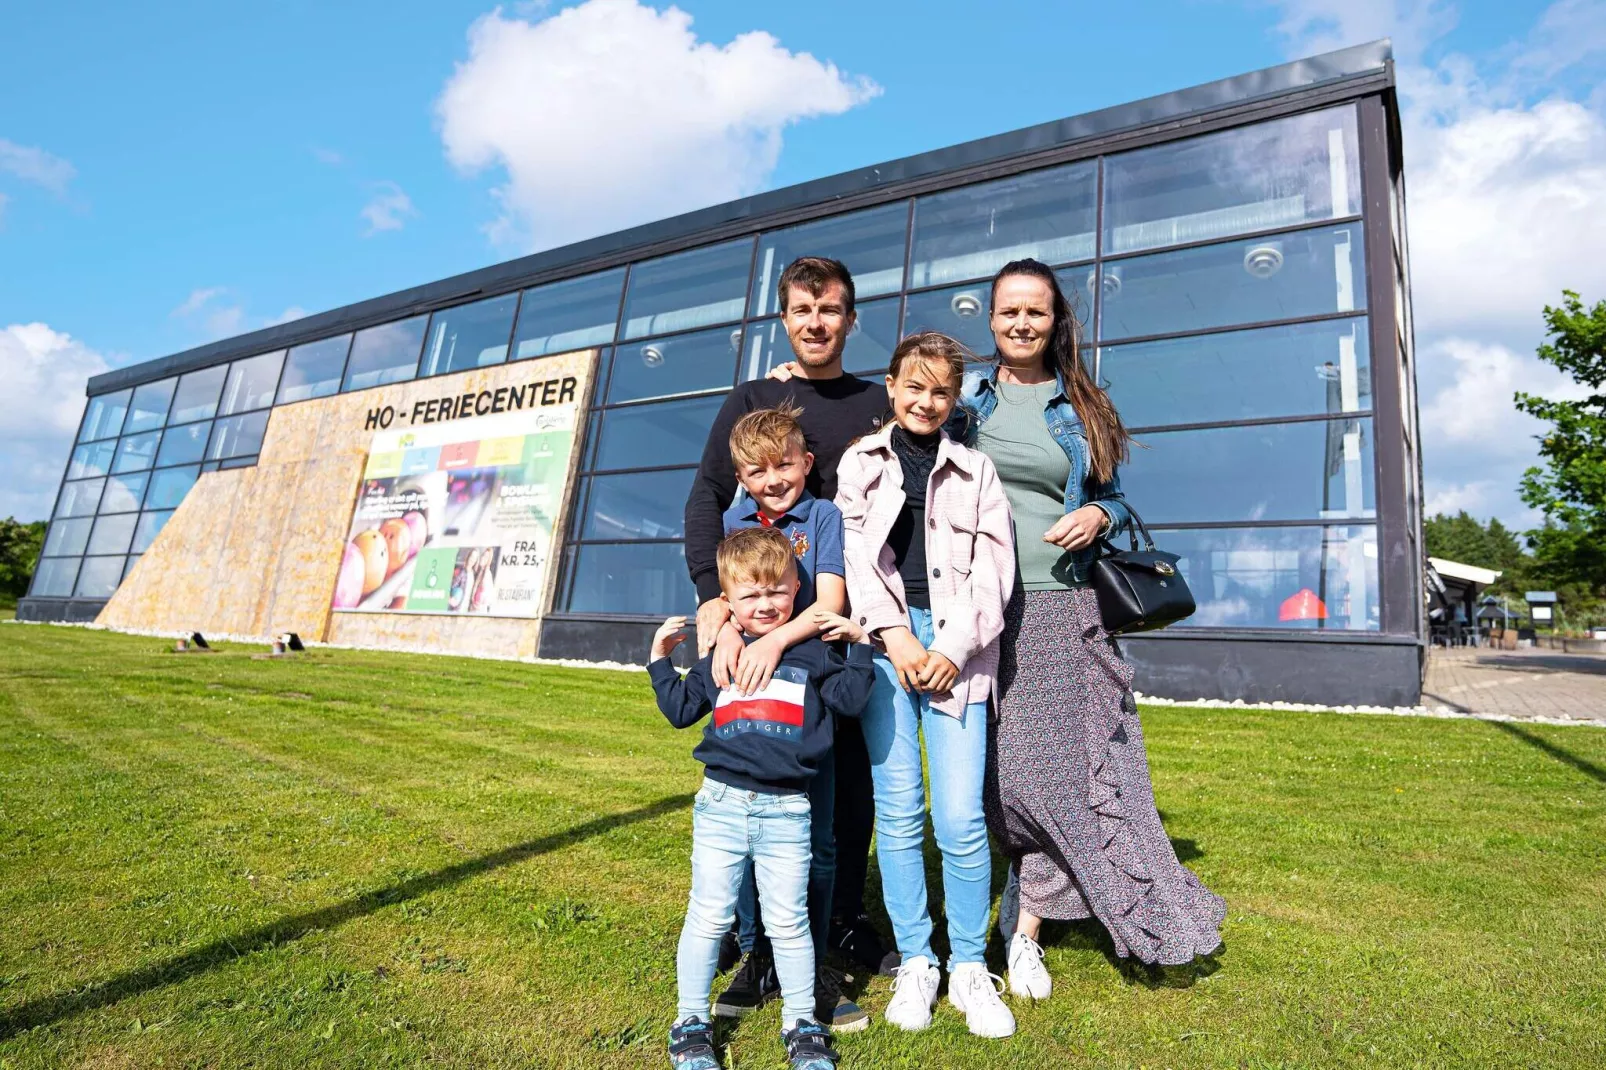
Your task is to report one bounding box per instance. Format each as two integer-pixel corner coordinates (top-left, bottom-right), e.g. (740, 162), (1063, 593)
(22, 42), (1423, 706)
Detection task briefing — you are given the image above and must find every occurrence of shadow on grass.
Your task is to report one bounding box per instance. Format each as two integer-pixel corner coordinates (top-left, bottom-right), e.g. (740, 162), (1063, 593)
(1490, 720), (1606, 784)
(0, 794), (692, 1041)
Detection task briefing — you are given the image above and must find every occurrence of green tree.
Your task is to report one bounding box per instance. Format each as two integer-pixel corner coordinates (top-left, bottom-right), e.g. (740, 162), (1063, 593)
(1515, 290), (1606, 604)
(0, 518), (47, 603)
(1423, 511), (1531, 597)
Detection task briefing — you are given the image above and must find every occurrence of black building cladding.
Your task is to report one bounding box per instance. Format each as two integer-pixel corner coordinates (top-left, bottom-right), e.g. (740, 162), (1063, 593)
(22, 40), (1426, 707)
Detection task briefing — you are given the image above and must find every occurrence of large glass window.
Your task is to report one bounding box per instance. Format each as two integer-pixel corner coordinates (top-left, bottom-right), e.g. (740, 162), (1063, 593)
(343, 316), (427, 392)
(68, 440), (116, 480)
(169, 366), (227, 425)
(30, 556), (80, 597)
(130, 510), (174, 554)
(742, 297), (902, 381)
(74, 557), (125, 599)
(910, 161), (1096, 288)
(1099, 226), (1362, 341)
(420, 293), (518, 377)
(112, 431), (161, 474)
(621, 239), (753, 340)
(1158, 524), (1378, 631)
(609, 326), (740, 404)
(145, 465), (200, 510)
(99, 472), (149, 514)
(513, 268), (625, 360)
(156, 422), (211, 467)
(902, 283), (998, 358)
(594, 394), (727, 472)
(1104, 107), (1361, 255)
(124, 379), (177, 434)
(565, 542), (696, 616)
(54, 479), (105, 518)
(207, 411), (270, 461)
(1121, 417), (1375, 524)
(43, 517), (92, 558)
(86, 513), (137, 557)
(1103, 317), (1372, 429)
(750, 203), (908, 316)
(219, 351), (285, 415)
(581, 470), (697, 541)
(277, 335), (351, 404)
(79, 390), (130, 442)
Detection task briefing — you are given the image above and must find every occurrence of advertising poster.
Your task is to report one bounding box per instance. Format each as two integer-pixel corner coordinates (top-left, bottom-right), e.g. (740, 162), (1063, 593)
(331, 406), (577, 618)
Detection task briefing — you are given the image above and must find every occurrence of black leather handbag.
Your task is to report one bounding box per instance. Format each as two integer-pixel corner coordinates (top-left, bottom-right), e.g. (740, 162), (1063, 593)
(1089, 505), (1196, 634)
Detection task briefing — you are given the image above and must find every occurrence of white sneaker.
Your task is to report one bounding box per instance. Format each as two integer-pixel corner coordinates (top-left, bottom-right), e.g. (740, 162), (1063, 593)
(1007, 931), (1052, 1000)
(947, 962), (1016, 1038)
(883, 955), (940, 1032)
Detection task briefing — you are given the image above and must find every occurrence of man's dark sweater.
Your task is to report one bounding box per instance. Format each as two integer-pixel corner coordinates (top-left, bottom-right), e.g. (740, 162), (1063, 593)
(684, 375), (887, 604)
(649, 636), (875, 794)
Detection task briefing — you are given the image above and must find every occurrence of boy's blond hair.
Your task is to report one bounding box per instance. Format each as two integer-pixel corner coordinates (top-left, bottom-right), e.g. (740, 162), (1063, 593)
(729, 403), (807, 470)
(717, 527), (797, 591)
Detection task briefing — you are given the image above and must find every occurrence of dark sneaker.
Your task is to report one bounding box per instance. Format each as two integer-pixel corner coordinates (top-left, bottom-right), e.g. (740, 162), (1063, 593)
(716, 927), (742, 974)
(668, 1016), (719, 1070)
(829, 914), (900, 977)
(783, 1019), (839, 1070)
(814, 964), (869, 1033)
(713, 950), (777, 1018)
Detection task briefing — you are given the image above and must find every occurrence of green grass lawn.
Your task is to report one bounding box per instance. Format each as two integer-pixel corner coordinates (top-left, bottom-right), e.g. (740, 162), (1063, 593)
(1, 625), (1602, 1069)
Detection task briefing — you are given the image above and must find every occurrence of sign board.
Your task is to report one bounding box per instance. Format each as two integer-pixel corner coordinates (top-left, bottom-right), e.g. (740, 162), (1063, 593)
(1531, 605), (1553, 622)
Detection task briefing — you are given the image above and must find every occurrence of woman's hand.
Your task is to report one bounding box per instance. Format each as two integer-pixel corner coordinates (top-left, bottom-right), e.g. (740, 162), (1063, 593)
(811, 609), (867, 644)
(732, 631), (786, 695)
(916, 652), (960, 694)
(710, 621), (746, 690)
(1043, 505), (1110, 551)
(651, 616), (690, 661)
(765, 361), (801, 382)
(696, 597), (732, 655)
(880, 626), (928, 692)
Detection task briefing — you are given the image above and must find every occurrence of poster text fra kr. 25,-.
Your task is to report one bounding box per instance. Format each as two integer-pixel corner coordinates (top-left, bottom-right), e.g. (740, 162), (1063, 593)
(331, 406), (576, 618)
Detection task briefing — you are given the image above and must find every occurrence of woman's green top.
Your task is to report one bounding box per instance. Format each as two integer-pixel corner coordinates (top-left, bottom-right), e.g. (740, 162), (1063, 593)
(975, 379), (1086, 590)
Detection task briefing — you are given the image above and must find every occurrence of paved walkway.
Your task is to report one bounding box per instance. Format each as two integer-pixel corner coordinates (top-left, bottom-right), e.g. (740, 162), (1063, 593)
(1423, 647), (1606, 723)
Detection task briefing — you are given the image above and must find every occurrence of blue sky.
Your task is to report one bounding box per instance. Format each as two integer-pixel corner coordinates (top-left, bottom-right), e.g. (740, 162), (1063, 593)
(3, 0), (1604, 526)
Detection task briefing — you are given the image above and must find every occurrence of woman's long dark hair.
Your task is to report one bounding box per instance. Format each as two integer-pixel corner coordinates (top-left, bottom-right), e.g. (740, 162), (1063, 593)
(989, 258), (1130, 485)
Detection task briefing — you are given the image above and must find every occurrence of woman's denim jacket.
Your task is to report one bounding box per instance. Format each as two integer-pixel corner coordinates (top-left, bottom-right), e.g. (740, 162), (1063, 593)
(948, 364), (1133, 584)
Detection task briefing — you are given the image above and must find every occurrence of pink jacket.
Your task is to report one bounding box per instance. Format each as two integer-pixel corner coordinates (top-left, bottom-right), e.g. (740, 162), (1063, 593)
(835, 426), (1016, 717)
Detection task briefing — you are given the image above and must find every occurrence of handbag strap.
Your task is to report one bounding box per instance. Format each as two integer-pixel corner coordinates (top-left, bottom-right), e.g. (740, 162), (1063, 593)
(1100, 502), (1157, 554)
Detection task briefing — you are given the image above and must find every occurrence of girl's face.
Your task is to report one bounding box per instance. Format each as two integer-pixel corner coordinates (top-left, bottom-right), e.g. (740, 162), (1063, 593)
(990, 274), (1057, 370)
(885, 356), (957, 436)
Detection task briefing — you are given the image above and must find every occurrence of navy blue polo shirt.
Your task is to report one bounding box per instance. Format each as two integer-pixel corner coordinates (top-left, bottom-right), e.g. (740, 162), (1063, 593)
(722, 491), (845, 611)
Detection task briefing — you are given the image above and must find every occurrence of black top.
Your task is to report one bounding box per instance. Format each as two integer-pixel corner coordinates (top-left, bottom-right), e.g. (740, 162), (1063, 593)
(685, 375), (887, 604)
(887, 426), (940, 611)
(649, 636), (875, 794)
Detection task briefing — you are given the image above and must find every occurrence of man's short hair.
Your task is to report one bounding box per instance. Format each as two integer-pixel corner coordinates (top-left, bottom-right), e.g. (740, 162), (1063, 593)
(777, 256), (856, 317)
(729, 403), (807, 470)
(717, 527), (797, 591)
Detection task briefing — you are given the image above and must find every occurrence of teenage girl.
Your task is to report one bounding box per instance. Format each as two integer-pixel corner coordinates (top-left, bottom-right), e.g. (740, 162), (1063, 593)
(826, 331), (1018, 1038)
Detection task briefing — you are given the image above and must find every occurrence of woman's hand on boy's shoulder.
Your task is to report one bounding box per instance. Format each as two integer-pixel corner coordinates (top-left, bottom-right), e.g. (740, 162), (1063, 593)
(650, 616), (690, 661)
(811, 609), (867, 645)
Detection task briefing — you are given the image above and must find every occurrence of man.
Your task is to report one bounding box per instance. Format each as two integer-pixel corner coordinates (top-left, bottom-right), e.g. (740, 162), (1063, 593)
(683, 256), (896, 1030)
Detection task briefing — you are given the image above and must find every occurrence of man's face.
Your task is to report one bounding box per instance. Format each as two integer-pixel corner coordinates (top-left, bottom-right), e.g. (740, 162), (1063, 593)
(724, 572), (799, 637)
(782, 281), (856, 369)
(736, 442), (813, 519)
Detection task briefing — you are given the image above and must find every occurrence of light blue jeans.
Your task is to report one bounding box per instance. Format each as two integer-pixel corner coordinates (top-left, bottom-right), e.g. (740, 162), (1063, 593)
(676, 778), (815, 1025)
(863, 606), (991, 967)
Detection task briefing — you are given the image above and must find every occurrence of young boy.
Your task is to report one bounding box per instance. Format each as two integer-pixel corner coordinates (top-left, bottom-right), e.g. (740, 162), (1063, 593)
(710, 406), (862, 1030)
(650, 527), (873, 1070)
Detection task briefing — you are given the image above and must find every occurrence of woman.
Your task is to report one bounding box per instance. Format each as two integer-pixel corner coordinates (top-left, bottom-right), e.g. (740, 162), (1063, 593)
(955, 258), (1224, 996)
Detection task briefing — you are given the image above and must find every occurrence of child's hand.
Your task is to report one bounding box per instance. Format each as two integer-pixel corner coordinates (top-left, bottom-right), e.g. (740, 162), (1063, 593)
(811, 609), (867, 645)
(710, 621), (746, 690)
(881, 626), (929, 692)
(733, 632), (786, 695)
(917, 652), (960, 694)
(651, 616), (690, 661)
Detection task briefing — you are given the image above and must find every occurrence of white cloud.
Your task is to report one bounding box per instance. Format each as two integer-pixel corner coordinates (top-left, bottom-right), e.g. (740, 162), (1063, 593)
(360, 181), (416, 235)
(265, 305), (309, 326)
(0, 323), (111, 521)
(171, 286), (227, 319)
(435, 0), (881, 250)
(170, 286), (247, 341)
(0, 138), (76, 196)
(1268, 0), (1606, 529)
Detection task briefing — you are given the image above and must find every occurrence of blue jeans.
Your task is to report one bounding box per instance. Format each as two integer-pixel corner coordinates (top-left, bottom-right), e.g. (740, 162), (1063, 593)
(863, 606), (991, 967)
(677, 778), (815, 1025)
(735, 748), (835, 963)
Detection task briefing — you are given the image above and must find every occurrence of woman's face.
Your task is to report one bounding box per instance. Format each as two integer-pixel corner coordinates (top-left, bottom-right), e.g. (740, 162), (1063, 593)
(990, 274), (1057, 370)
